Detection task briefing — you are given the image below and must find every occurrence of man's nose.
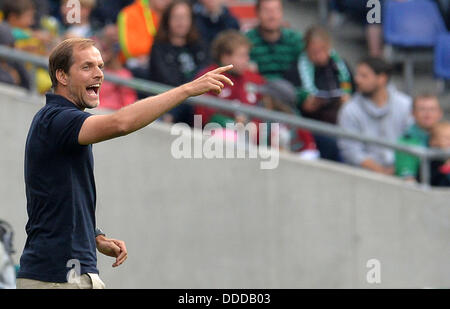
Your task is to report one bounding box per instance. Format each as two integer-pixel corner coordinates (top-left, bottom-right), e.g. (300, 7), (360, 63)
(94, 67), (104, 79)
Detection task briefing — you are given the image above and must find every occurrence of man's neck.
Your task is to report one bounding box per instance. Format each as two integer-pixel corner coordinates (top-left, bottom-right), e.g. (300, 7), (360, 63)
(259, 27), (282, 43)
(371, 87), (388, 107)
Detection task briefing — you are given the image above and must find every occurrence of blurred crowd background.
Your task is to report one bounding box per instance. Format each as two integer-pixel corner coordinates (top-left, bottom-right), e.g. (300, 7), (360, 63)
(0, 0), (449, 187)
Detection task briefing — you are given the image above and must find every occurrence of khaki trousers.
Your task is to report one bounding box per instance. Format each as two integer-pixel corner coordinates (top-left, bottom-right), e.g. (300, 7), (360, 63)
(16, 273), (105, 289)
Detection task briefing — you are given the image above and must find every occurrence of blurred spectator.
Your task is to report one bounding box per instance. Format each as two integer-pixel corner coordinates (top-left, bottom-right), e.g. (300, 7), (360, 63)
(246, 0), (303, 80)
(2, 0), (54, 92)
(284, 25), (354, 161)
(195, 30), (265, 128)
(117, 0), (171, 60)
(2, 0), (35, 32)
(2, 0), (42, 53)
(118, 0), (171, 92)
(338, 57), (412, 175)
(259, 79), (319, 159)
(0, 22), (30, 89)
(60, 0), (96, 39)
(194, 31), (317, 155)
(90, 0), (133, 31)
(429, 122), (450, 187)
(395, 94), (443, 182)
(192, 0), (240, 48)
(285, 26), (353, 124)
(96, 25), (137, 110)
(25, 1), (59, 53)
(149, 0), (209, 125)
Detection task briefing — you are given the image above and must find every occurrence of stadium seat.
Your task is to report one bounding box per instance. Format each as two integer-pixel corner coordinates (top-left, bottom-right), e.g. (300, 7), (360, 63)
(383, 0), (447, 94)
(434, 33), (450, 80)
(384, 0), (446, 47)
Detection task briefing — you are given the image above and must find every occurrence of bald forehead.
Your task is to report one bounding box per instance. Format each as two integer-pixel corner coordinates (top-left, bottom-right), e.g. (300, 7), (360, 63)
(72, 45), (103, 65)
(73, 45), (102, 59)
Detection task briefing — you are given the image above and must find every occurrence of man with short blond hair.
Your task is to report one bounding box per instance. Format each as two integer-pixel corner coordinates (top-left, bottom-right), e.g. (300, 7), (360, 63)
(16, 38), (233, 288)
(395, 94), (443, 181)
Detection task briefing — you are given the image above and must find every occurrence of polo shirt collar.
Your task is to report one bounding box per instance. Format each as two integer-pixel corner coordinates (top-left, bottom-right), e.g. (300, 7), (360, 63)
(45, 93), (79, 109)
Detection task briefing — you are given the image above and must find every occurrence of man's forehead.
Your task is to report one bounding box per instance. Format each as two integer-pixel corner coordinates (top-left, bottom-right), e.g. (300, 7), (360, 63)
(260, 0), (282, 9)
(357, 64), (375, 74)
(73, 45), (103, 63)
(416, 99), (440, 110)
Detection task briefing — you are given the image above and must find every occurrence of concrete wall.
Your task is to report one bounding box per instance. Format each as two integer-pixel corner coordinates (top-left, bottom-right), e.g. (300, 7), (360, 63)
(1, 85), (450, 288)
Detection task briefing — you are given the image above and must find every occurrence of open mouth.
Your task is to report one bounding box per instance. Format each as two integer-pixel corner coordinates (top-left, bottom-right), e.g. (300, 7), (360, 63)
(86, 83), (101, 98)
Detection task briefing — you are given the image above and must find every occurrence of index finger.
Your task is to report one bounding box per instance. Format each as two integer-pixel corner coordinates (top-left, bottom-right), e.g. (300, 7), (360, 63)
(211, 73), (234, 87)
(211, 64), (233, 74)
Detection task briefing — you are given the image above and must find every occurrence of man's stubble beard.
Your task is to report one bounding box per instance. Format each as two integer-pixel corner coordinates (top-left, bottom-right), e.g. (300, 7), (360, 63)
(68, 85), (93, 110)
(360, 86), (379, 100)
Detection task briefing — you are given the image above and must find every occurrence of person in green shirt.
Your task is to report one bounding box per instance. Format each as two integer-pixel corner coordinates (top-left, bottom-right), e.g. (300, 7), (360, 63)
(395, 94), (443, 181)
(245, 0), (304, 80)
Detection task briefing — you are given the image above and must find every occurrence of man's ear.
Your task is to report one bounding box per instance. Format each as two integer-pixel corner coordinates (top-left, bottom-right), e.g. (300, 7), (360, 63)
(56, 69), (68, 87)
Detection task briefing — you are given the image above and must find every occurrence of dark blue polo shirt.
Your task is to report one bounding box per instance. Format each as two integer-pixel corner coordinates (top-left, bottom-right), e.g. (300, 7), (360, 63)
(17, 93), (98, 283)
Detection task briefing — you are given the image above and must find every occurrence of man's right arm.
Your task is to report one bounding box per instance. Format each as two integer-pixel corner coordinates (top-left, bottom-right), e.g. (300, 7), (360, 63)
(78, 65), (233, 145)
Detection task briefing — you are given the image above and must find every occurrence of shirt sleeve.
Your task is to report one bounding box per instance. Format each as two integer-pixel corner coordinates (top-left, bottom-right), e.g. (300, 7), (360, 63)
(49, 108), (92, 151)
